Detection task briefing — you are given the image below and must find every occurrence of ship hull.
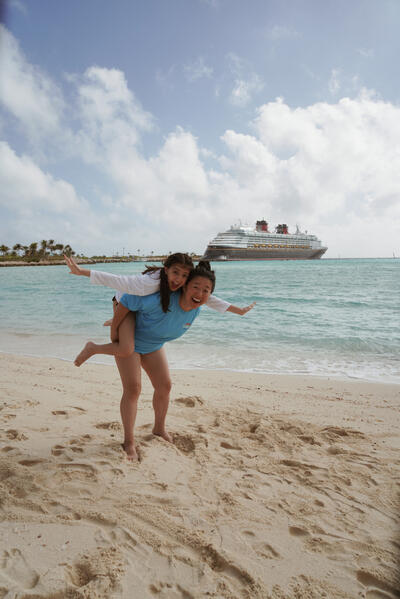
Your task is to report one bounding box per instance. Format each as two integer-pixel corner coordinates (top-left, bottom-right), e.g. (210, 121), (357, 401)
(203, 245), (327, 261)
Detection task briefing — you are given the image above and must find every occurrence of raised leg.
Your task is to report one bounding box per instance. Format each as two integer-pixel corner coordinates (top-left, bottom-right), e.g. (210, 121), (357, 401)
(74, 313), (136, 366)
(141, 348), (173, 443)
(115, 350), (142, 460)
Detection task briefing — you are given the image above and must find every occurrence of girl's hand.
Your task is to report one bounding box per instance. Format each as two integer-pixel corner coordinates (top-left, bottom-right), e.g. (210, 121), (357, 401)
(64, 255), (90, 277)
(227, 301), (256, 316)
(240, 301), (256, 315)
(103, 318), (113, 326)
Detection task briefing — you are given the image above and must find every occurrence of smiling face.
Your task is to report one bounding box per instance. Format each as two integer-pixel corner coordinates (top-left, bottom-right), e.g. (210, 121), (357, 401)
(164, 264), (192, 291)
(180, 275), (213, 311)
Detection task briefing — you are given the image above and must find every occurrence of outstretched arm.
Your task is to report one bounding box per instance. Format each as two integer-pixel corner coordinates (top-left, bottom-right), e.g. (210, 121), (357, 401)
(227, 302), (256, 316)
(65, 255), (161, 297)
(206, 294), (256, 316)
(64, 255), (91, 277)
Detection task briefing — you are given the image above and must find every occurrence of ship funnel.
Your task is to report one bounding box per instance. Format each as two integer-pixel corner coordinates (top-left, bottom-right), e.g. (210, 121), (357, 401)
(276, 224), (289, 234)
(256, 219), (269, 232)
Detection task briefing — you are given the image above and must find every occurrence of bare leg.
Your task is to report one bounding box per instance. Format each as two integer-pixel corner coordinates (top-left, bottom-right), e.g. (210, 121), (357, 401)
(74, 313), (136, 366)
(114, 350), (142, 461)
(141, 348), (173, 443)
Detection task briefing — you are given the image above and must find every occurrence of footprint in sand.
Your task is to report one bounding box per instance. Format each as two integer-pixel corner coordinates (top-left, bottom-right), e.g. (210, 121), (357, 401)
(220, 441), (242, 450)
(356, 571), (399, 599)
(66, 560), (96, 587)
(18, 458), (46, 467)
(51, 410), (68, 416)
(5, 430), (28, 441)
(149, 582), (194, 597)
(95, 421), (121, 431)
(58, 462), (98, 480)
(0, 549), (39, 589)
(365, 591), (396, 599)
(175, 395), (204, 407)
(289, 526), (309, 538)
(257, 543), (281, 560)
(173, 433), (196, 454)
(51, 444), (73, 459)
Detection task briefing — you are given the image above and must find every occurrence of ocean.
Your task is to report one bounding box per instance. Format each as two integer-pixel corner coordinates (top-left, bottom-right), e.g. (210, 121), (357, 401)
(0, 259), (399, 383)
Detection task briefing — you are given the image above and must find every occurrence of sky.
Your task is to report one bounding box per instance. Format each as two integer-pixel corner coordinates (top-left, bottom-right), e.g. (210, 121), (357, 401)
(0, 0), (400, 258)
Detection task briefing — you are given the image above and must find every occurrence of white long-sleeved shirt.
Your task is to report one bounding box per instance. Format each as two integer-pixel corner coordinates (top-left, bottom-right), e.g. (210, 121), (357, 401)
(90, 269), (230, 313)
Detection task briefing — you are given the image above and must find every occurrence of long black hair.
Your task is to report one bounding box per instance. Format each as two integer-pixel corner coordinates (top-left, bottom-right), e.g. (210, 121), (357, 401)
(142, 253), (194, 312)
(186, 260), (216, 292)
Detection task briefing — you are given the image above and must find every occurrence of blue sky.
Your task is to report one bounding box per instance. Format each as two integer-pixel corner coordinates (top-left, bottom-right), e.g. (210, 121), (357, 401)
(1, 0), (400, 257)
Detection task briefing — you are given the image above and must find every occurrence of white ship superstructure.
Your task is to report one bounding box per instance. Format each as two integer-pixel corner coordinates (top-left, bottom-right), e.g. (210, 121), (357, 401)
(203, 220), (327, 260)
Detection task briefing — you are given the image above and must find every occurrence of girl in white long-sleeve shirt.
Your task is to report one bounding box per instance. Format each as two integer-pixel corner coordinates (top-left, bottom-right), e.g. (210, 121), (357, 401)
(65, 253), (255, 366)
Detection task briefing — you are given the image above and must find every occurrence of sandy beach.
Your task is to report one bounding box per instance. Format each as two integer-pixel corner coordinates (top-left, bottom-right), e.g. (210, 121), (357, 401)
(0, 353), (399, 598)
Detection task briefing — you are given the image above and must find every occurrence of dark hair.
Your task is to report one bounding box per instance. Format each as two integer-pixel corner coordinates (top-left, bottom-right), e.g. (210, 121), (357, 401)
(142, 252), (194, 312)
(186, 260), (216, 292)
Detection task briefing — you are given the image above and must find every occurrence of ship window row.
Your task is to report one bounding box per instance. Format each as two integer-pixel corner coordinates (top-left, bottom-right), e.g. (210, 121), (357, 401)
(251, 244), (311, 249)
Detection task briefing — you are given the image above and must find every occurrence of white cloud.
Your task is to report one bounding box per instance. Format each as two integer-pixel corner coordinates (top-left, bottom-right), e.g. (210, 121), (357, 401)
(9, 0), (28, 15)
(155, 65), (176, 90)
(0, 25), (64, 142)
(267, 25), (300, 40)
(218, 92), (400, 256)
(184, 57), (213, 82)
(75, 66), (154, 163)
(226, 53), (264, 107)
(1, 27), (399, 258)
(328, 68), (341, 95)
(199, 0), (220, 8)
(0, 141), (83, 213)
(357, 48), (375, 58)
(230, 74), (264, 107)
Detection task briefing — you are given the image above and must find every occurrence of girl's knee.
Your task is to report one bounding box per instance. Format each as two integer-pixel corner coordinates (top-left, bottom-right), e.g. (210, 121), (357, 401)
(124, 382), (141, 400)
(118, 341), (135, 358)
(156, 379), (172, 395)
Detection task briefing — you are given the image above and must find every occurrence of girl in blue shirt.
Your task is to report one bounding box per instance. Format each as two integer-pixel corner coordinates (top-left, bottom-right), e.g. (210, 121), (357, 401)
(111, 262), (216, 461)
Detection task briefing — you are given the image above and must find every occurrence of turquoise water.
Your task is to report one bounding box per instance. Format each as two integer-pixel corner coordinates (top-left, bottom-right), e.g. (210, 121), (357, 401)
(0, 259), (399, 382)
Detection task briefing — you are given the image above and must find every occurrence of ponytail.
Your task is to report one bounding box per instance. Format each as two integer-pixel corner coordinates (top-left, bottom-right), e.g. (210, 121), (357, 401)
(159, 267), (171, 313)
(186, 260), (216, 292)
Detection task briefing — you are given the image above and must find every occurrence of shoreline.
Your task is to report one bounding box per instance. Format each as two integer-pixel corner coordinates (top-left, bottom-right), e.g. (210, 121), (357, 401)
(0, 258), (152, 267)
(1, 348), (399, 386)
(0, 352), (399, 597)
(0, 255), (204, 267)
(1, 256), (398, 267)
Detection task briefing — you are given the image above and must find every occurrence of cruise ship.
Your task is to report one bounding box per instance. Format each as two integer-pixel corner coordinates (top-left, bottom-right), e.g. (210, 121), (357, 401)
(203, 220), (327, 260)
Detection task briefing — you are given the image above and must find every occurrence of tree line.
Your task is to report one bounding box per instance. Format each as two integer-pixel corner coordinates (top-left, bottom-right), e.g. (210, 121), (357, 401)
(0, 240), (75, 262)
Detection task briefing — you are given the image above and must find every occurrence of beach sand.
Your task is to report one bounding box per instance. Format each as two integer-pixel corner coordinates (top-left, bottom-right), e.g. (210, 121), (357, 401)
(0, 353), (399, 598)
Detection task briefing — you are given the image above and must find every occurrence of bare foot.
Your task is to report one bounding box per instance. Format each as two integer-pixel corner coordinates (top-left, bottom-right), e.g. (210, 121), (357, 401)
(121, 441), (138, 461)
(74, 342), (96, 367)
(152, 428), (173, 443)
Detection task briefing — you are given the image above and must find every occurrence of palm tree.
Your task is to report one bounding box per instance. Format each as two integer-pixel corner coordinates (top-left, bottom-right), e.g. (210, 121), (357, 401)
(13, 243), (22, 256)
(0, 245), (9, 256)
(54, 243), (64, 255)
(63, 244), (75, 257)
(40, 240), (48, 259)
(28, 242), (38, 256)
(48, 239), (55, 254)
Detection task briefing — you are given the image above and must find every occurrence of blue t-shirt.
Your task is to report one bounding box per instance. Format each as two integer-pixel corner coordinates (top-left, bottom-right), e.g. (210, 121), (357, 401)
(119, 291), (200, 354)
